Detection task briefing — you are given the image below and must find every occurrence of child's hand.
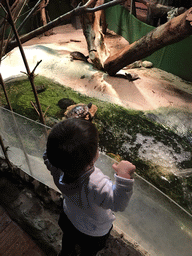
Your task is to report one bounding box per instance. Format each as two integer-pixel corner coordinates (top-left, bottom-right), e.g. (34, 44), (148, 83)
(112, 160), (136, 179)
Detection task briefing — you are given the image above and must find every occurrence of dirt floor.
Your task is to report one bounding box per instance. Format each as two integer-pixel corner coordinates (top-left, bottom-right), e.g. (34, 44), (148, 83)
(21, 24), (192, 113)
(0, 206), (45, 256)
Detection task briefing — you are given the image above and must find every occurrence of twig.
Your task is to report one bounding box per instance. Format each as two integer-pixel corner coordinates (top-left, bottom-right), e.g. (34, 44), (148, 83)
(30, 101), (40, 116)
(4, 0), (46, 126)
(3, 0), (28, 56)
(0, 3), (8, 14)
(43, 105), (50, 118)
(31, 101), (50, 119)
(0, 20), (6, 60)
(86, 0), (125, 12)
(21, 60), (42, 78)
(0, 3), (11, 57)
(0, 73), (13, 111)
(11, 0), (42, 40)
(31, 60), (42, 75)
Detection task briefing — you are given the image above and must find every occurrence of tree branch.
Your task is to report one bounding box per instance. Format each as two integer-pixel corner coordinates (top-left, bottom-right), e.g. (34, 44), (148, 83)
(104, 7), (192, 75)
(5, 0), (125, 54)
(4, 0), (46, 125)
(86, 0), (125, 12)
(12, 0), (42, 38)
(1, 0), (29, 56)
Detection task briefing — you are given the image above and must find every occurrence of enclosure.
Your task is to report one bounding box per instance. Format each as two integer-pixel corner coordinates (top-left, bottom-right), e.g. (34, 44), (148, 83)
(0, 1), (192, 255)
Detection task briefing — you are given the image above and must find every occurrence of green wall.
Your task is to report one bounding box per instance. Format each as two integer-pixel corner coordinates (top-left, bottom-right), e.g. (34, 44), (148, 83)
(105, 5), (192, 82)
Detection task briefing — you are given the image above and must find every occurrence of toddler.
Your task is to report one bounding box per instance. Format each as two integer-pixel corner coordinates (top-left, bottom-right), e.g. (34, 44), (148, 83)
(43, 118), (135, 256)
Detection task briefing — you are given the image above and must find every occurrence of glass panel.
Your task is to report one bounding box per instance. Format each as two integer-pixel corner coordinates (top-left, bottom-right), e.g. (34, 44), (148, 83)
(96, 153), (192, 256)
(1, 106), (192, 255)
(0, 107), (58, 191)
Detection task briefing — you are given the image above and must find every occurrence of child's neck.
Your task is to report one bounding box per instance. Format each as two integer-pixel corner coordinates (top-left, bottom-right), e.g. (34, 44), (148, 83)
(62, 164), (94, 184)
(62, 175), (76, 184)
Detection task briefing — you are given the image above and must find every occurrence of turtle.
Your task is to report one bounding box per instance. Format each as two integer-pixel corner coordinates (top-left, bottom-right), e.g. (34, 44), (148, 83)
(115, 72), (140, 81)
(57, 98), (75, 110)
(70, 51), (89, 62)
(125, 72), (140, 81)
(65, 102), (97, 121)
(35, 84), (46, 93)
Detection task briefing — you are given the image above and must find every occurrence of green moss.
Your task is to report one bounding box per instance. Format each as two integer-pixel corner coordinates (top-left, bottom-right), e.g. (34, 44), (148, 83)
(1, 75), (191, 156)
(1, 76), (88, 119)
(1, 75), (192, 213)
(1, 75), (191, 154)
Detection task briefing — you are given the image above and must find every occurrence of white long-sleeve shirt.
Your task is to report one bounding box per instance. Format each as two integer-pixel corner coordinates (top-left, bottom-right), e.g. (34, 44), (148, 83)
(43, 152), (134, 237)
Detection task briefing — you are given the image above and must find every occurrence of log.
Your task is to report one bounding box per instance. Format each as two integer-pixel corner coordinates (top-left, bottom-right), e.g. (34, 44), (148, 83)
(104, 7), (192, 76)
(81, 0), (110, 69)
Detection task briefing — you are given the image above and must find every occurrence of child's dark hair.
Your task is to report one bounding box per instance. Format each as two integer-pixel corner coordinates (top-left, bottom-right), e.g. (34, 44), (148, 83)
(46, 118), (98, 176)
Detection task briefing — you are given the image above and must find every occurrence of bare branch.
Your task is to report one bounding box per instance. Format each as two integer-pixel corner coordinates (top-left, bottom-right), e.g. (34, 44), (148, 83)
(5, 0), (124, 54)
(12, 0), (42, 38)
(1, 0), (29, 56)
(31, 60), (42, 75)
(0, 72), (13, 111)
(0, 19), (6, 60)
(31, 101), (40, 116)
(43, 105), (50, 118)
(0, 3), (7, 14)
(83, 0), (97, 8)
(34, 0), (49, 14)
(86, 0), (125, 12)
(4, 0), (46, 125)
